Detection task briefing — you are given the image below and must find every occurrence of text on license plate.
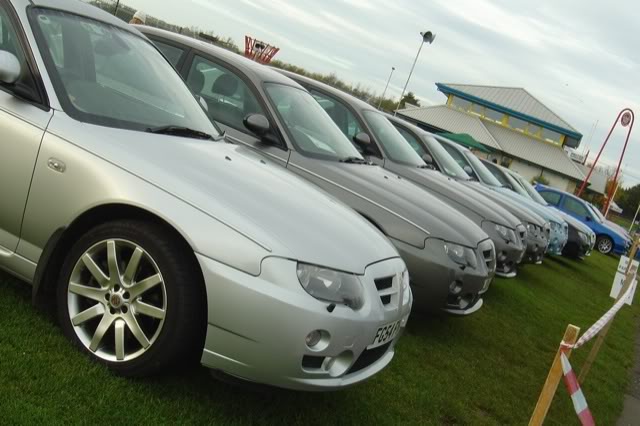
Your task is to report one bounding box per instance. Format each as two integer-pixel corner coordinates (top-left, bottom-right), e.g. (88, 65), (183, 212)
(368, 320), (401, 349)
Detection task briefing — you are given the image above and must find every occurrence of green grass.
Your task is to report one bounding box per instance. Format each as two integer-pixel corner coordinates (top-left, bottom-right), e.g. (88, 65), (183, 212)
(610, 215), (634, 233)
(1, 253), (639, 425)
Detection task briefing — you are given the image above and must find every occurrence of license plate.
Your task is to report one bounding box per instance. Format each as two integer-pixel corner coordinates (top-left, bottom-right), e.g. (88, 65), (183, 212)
(368, 320), (401, 349)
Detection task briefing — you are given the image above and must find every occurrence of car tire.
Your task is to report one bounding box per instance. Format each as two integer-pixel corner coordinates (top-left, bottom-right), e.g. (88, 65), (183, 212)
(56, 219), (206, 377)
(596, 235), (614, 255)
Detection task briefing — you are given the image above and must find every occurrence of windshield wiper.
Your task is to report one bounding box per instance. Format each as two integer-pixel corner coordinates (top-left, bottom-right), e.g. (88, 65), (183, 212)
(146, 125), (217, 140)
(340, 156), (369, 164)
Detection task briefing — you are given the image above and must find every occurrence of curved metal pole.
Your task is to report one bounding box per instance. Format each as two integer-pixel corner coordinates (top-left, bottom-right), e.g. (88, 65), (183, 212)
(394, 39), (425, 116)
(576, 108), (634, 198)
(602, 110), (635, 214)
(378, 67), (396, 110)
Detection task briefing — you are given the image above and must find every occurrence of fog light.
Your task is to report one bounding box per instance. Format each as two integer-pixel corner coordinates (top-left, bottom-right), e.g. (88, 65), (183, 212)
(306, 330), (322, 348)
(498, 251), (507, 262)
(449, 280), (463, 295)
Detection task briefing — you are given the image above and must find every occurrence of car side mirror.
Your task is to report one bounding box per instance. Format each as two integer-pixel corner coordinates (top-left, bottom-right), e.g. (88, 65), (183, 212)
(353, 132), (371, 148)
(422, 153), (434, 164)
(0, 51), (21, 85)
(585, 216), (592, 222)
(463, 165), (473, 175)
(243, 113), (270, 136)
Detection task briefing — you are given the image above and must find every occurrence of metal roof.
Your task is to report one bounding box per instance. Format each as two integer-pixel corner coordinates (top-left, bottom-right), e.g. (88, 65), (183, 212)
(398, 105), (503, 150)
(436, 83), (580, 136)
(576, 164), (608, 195)
(398, 105), (586, 182)
(482, 121), (586, 181)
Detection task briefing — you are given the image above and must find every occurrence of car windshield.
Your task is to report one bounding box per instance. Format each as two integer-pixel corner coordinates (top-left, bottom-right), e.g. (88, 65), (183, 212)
(32, 9), (219, 135)
(586, 203), (605, 223)
(363, 111), (425, 167)
(512, 173), (549, 205)
(423, 135), (471, 179)
(265, 83), (363, 161)
(464, 152), (504, 187)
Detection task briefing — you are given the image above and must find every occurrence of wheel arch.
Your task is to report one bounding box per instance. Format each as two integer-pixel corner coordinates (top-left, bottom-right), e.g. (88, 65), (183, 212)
(32, 203), (204, 313)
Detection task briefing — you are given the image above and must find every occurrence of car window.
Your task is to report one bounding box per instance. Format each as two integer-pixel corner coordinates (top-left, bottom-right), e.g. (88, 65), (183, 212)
(440, 142), (479, 180)
(33, 9), (217, 134)
(539, 190), (561, 206)
(363, 111), (425, 166)
(395, 125), (426, 157)
(422, 135), (471, 179)
(185, 55), (264, 131)
(265, 83), (363, 161)
(0, 5), (39, 100)
(153, 40), (185, 68)
(310, 89), (363, 139)
(482, 161), (510, 186)
(464, 152), (503, 187)
(562, 196), (590, 218)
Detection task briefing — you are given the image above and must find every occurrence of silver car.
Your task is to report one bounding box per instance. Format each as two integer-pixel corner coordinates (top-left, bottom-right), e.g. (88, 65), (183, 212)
(0, 0), (412, 390)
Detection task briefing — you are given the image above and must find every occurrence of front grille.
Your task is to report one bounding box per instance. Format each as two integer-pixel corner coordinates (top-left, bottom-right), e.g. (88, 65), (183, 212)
(374, 276), (398, 307)
(302, 355), (325, 370)
(518, 228), (526, 246)
(347, 342), (392, 374)
(479, 240), (496, 272)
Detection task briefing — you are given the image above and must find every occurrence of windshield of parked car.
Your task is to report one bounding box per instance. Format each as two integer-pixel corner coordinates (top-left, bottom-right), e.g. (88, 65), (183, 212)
(362, 111), (425, 167)
(265, 83), (363, 161)
(32, 9), (219, 135)
(512, 173), (549, 205)
(586, 203), (605, 223)
(464, 152), (504, 187)
(422, 135), (471, 179)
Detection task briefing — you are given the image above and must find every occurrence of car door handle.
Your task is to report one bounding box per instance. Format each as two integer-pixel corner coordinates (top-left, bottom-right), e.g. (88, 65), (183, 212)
(47, 158), (66, 173)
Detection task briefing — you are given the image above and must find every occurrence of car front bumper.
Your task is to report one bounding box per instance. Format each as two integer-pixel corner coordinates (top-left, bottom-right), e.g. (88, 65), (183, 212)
(196, 254), (412, 391)
(391, 237), (494, 315)
(563, 229), (591, 259)
(524, 234), (548, 264)
(546, 227), (567, 256)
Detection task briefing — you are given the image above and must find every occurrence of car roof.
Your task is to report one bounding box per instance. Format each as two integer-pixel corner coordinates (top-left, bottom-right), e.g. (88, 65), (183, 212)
(28, 0), (138, 35)
(276, 68), (377, 113)
(136, 26), (304, 89)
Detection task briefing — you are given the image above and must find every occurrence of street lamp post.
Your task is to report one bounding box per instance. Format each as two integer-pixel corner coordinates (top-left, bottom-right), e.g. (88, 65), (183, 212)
(378, 67), (396, 110)
(394, 30), (436, 116)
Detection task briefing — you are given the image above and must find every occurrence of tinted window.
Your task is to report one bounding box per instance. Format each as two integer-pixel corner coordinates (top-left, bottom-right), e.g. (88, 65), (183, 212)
(395, 125), (426, 157)
(185, 55), (264, 130)
(265, 83), (362, 161)
(363, 111), (424, 166)
(310, 90), (362, 139)
(483, 161), (510, 186)
(34, 9), (216, 133)
(423, 135), (470, 179)
(562, 197), (590, 218)
(153, 40), (185, 68)
(464, 151), (503, 187)
(440, 142), (478, 180)
(539, 191), (561, 205)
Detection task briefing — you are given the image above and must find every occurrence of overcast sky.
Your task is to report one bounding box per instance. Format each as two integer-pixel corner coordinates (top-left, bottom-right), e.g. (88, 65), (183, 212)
(120, 0), (639, 186)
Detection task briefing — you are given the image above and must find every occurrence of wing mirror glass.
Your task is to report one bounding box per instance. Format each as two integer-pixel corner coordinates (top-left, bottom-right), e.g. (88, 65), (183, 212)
(0, 51), (21, 85)
(243, 113), (270, 136)
(463, 165), (473, 175)
(353, 132), (371, 147)
(422, 153), (434, 164)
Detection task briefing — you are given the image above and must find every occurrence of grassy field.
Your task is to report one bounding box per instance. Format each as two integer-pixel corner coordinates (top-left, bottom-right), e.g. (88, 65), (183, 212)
(1, 252), (639, 425)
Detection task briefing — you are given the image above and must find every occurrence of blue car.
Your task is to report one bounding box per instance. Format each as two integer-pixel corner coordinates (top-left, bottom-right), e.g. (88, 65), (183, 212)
(535, 184), (631, 255)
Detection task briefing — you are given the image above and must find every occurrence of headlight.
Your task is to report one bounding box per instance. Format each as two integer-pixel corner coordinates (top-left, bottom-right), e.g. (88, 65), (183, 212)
(402, 270), (411, 305)
(296, 263), (364, 309)
(444, 242), (478, 269)
(495, 224), (509, 240)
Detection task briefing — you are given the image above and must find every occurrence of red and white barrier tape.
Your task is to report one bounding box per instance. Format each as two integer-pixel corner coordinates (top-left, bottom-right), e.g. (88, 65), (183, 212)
(563, 284), (635, 350)
(560, 352), (596, 426)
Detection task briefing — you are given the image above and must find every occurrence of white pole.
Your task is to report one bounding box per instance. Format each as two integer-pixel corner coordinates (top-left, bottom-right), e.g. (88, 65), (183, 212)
(378, 67), (396, 110)
(394, 39), (425, 116)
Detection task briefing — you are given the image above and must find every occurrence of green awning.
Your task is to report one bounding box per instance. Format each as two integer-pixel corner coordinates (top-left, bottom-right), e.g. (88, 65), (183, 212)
(438, 133), (492, 153)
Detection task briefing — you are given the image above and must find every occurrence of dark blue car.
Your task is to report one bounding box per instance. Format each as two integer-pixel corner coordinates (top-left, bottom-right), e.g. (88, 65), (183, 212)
(535, 184), (631, 255)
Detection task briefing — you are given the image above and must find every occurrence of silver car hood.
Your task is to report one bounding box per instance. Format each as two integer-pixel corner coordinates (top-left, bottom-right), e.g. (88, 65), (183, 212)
(385, 163), (522, 229)
(495, 188), (565, 225)
(463, 182), (546, 226)
(47, 113), (399, 274)
(555, 210), (593, 235)
(289, 155), (489, 248)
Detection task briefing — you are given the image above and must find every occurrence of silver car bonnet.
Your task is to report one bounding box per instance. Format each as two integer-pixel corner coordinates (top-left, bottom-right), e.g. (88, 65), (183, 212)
(384, 163), (523, 229)
(556, 210), (592, 235)
(464, 182), (546, 227)
(46, 113), (399, 274)
(495, 187), (566, 225)
(289, 155), (490, 248)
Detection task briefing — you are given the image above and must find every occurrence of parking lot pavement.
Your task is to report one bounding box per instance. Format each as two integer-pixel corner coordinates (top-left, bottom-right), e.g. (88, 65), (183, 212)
(617, 329), (640, 425)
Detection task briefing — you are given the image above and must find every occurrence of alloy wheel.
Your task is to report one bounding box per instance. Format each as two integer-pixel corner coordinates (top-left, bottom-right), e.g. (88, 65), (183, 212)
(597, 238), (613, 254)
(66, 239), (167, 362)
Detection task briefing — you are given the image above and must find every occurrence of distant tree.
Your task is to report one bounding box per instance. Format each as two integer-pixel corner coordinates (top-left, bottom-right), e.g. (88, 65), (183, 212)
(398, 92), (420, 109)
